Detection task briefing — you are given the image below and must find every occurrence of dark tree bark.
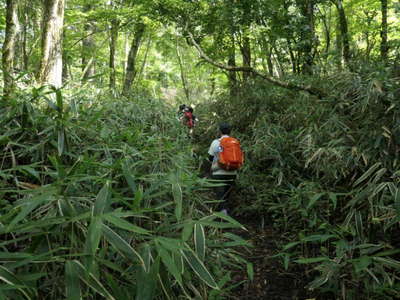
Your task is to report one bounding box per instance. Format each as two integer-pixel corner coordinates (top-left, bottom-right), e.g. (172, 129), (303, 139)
(240, 35), (252, 80)
(122, 23), (145, 96)
(260, 38), (274, 76)
(38, 0), (64, 87)
(62, 30), (69, 82)
(286, 38), (297, 73)
(320, 7), (331, 54)
(333, 0), (351, 68)
(380, 0), (389, 62)
(297, 0), (315, 75)
(2, 0), (20, 100)
(109, 18), (119, 90)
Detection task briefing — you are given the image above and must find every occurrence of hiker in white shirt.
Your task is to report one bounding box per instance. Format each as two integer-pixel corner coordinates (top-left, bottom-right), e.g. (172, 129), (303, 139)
(208, 123), (237, 214)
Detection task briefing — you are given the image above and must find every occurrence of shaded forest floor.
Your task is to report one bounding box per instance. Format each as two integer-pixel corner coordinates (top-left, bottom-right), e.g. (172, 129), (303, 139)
(231, 217), (310, 300)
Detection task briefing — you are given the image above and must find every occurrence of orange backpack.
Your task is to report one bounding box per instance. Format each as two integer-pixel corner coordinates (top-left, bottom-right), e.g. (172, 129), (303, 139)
(218, 137), (244, 170)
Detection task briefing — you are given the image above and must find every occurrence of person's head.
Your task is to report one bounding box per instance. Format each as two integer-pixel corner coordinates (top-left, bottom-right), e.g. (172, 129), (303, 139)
(179, 104), (186, 111)
(188, 106), (193, 113)
(219, 122), (231, 135)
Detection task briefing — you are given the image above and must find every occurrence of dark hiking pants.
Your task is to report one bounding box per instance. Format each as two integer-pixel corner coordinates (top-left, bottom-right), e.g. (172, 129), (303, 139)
(211, 174), (236, 211)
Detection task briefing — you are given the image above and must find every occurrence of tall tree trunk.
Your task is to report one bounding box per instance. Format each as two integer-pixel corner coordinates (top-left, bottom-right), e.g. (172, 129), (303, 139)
(227, 36), (237, 97)
(2, 0), (20, 101)
(286, 38), (297, 73)
(259, 40), (275, 76)
(273, 46), (285, 77)
(122, 32), (129, 80)
(22, 22), (28, 71)
(176, 40), (190, 102)
(298, 0), (315, 75)
(135, 37), (151, 84)
(333, 0), (351, 68)
(240, 35), (252, 81)
(380, 0), (388, 63)
(320, 7), (331, 54)
(122, 23), (145, 96)
(109, 19), (119, 90)
(82, 4), (96, 82)
(38, 0), (64, 87)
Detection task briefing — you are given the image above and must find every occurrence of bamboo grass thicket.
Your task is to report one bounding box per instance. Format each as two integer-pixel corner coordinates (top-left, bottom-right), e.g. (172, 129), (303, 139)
(0, 87), (252, 299)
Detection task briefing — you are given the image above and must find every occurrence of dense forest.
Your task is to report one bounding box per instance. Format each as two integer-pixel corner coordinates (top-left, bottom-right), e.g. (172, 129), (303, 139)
(1, 0), (400, 299)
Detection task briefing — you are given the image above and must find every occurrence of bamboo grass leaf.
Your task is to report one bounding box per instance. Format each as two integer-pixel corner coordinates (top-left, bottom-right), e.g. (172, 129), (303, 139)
(8, 187), (55, 229)
(68, 260), (115, 300)
(85, 217), (103, 257)
(0, 265), (33, 299)
(372, 257), (400, 269)
(353, 163), (381, 187)
(65, 261), (81, 300)
(173, 252), (184, 274)
(212, 212), (246, 230)
(102, 224), (146, 271)
(181, 244), (218, 289)
(122, 162), (136, 194)
(104, 214), (150, 235)
(58, 129), (65, 156)
(307, 193), (324, 210)
(247, 263), (254, 281)
(136, 257), (159, 300)
(156, 237), (184, 252)
(181, 220), (193, 242)
(93, 182), (111, 216)
(133, 185), (143, 211)
(194, 223), (205, 261)
(156, 244), (183, 286)
(172, 182), (182, 221)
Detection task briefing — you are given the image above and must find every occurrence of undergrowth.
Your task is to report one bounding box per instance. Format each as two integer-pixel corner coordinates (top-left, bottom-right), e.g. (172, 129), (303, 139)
(197, 67), (400, 299)
(0, 86), (252, 299)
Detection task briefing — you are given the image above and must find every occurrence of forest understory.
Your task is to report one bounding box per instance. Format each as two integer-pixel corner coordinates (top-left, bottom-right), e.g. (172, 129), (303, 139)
(1, 0), (400, 298)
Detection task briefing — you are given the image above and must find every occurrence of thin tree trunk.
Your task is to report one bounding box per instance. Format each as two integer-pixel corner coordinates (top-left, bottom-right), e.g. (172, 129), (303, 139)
(273, 46), (285, 77)
(62, 30), (68, 82)
(38, 0), (64, 87)
(266, 45), (274, 77)
(320, 7), (331, 54)
(2, 0), (20, 101)
(109, 19), (119, 90)
(82, 4), (96, 82)
(122, 32), (129, 80)
(227, 37), (237, 96)
(135, 36), (151, 84)
(286, 38), (297, 73)
(122, 23), (145, 96)
(22, 22), (28, 71)
(333, 0), (351, 68)
(176, 39), (190, 102)
(380, 0), (388, 62)
(241, 35), (252, 80)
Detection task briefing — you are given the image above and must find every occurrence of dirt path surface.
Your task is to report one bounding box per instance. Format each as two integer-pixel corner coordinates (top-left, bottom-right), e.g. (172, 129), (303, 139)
(232, 220), (311, 300)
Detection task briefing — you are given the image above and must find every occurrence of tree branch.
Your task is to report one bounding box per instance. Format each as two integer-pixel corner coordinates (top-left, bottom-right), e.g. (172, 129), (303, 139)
(186, 30), (327, 98)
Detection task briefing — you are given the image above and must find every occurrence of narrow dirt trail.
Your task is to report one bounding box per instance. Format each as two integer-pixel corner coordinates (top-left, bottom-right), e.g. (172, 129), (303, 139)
(231, 219), (310, 299)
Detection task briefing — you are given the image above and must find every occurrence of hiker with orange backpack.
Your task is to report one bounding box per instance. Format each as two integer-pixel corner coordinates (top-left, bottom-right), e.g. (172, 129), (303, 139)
(208, 123), (244, 214)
